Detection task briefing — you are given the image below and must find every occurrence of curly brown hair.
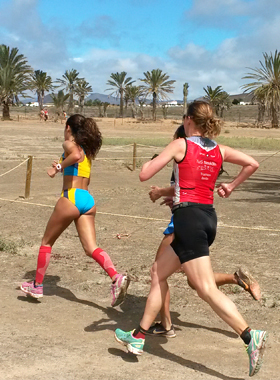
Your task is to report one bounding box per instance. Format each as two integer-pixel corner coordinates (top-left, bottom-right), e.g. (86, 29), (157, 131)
(66, 114), (102, 160)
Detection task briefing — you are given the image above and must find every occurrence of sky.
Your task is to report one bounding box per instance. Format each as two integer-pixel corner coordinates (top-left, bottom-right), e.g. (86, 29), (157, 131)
(0, 0), (279, 100)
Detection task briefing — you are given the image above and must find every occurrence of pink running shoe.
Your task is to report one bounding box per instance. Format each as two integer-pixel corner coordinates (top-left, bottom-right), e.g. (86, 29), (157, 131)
(21, 281), (43, 299)
(111, 274), (130, 307)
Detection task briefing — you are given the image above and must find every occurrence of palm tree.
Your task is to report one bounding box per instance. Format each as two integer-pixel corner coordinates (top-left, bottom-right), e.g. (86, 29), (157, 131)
(50, 90), (69, 121)
(183, 83), (189, 114)
(125, 85), (144, 118)
(29, 70), (53, 111)
(56, 69), (83, 115)
(138, 97), (147, 120)
(217, 91), (231, 117)
(92, 99), (103, 117)
(203, 85), (225, 115)
(0, 44), (33, 119)
(75, 79), (92, 114)
(140, 69), (176, 121)
(103, 102), (110, 117)
(106, 72), (135, 117)
(242, 51), (280, 128)
(253, 89), (266, 125)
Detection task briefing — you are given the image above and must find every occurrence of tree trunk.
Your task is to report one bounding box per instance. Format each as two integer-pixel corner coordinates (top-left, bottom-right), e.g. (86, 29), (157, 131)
(98, 106), (103, 117)
(152, 92), (157, 121)
(2, 101), (11, 120)
(257, 103), (265, 124)
(68, 93), (74, 115)
(271, 104), (279, 128)
(41, 90), (44, 111)
(131, 104), (137, 118)
(103, 104), (108, 117)
(139, 107), (144, 120)
(79, 96), (85, 114)
(183, 95), (187, 115)
(119, 90), (124, 118)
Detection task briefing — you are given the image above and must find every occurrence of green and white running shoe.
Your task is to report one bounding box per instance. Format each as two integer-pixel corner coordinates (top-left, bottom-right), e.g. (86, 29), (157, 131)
(246, 330), (268, 377)
(114, 329), (144, 355)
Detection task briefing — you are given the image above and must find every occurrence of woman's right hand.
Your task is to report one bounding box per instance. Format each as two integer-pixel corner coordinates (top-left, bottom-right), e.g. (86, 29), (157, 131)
(149, 186), (162, 202)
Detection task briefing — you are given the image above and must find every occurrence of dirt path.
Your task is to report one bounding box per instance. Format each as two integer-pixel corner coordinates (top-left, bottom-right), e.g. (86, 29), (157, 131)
(0, 119), (279, 379)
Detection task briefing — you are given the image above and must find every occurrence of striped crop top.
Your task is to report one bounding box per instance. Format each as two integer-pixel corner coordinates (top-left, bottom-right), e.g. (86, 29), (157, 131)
(60, 151), (91, 178)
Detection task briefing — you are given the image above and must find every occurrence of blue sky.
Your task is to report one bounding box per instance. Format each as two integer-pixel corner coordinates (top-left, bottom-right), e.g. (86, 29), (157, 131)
(0, 0), (279, 99)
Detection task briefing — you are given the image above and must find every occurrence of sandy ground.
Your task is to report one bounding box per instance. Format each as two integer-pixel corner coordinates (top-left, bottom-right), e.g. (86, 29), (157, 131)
(0, 118), (279, 380)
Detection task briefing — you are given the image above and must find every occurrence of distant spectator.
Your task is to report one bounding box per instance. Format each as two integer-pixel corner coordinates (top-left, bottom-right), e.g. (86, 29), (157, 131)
(44, 108), (49, 121)
(40, 109), (45, 122)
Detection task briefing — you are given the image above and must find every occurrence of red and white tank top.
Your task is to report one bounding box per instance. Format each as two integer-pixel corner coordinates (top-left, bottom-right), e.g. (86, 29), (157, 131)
(173, 136), (223, 205)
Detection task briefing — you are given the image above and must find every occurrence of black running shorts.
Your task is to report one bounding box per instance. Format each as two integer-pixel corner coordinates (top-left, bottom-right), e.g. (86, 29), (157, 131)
(171, 205), (217, 264)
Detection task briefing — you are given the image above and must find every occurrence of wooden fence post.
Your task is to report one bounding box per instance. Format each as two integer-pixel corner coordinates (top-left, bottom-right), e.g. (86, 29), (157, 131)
(132, 143), (137, 171)
(25, 155), (33, 198)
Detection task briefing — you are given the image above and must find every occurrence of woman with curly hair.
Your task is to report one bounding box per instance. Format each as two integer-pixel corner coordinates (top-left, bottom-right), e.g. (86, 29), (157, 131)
(21, 114), (129, 307)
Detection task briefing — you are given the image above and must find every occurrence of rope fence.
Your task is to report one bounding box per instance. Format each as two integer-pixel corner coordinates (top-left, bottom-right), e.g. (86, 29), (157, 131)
(0, 143), (154, 199)
(1, 143), (280, 200)
(0, 157), (29, 178)
(0, 196), (279, 233)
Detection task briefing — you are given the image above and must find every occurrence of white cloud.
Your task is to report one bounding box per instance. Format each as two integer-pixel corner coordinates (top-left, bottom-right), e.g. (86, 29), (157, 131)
(0, 0), (70, 74)
(72, 58), (85, 63)
(0, 0), (280, 101)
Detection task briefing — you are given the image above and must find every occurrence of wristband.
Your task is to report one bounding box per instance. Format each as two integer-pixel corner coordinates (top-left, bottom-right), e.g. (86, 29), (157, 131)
(56, 163), (62, 172)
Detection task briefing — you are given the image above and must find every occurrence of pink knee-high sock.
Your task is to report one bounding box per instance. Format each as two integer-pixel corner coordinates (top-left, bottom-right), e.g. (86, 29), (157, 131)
(35, 246), (52, 284)
(91, 248), (118, 279)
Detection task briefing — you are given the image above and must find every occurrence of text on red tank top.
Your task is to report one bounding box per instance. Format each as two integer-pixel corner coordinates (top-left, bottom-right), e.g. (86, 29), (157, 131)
(173, 136), (223, 204)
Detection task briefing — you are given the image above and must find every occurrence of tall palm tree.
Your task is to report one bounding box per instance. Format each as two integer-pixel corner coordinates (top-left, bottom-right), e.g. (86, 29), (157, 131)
(0, 44), (33, 119)
(183, 83), (189, 114)
(56, 69), (83, 115)
(50, 90), (69, 121)
(75, 79), (92, 114)
(29, 70), (53, 111)
(242, 51), (280, 128)
(106, 72), (135, 117)
(140, 69), (176, 121)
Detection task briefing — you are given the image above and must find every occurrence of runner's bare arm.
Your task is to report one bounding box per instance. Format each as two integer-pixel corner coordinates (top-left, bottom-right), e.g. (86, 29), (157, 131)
(47, 141), (82, 178)
(140, 139), (185, 181)
(217, 145), (259, 198)
(149, 185), (175, 202)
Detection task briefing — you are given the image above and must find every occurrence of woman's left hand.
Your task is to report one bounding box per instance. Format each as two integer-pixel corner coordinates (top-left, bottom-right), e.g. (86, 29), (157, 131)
(217, 183), (233, 198)
(47, 167), (57, 178)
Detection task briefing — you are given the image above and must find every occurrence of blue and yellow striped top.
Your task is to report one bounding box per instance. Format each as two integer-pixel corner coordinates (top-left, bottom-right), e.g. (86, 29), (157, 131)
(60, 151), (91, 178)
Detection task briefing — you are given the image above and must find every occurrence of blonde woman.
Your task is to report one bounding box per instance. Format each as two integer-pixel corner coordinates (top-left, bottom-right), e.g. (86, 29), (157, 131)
(115, 101), (267, 377)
